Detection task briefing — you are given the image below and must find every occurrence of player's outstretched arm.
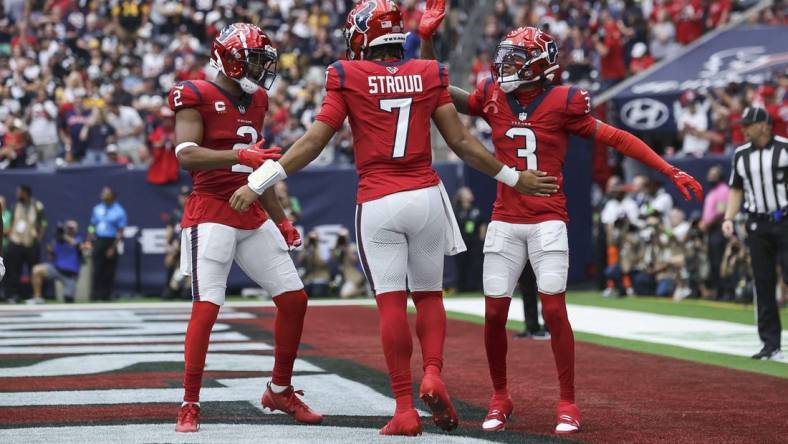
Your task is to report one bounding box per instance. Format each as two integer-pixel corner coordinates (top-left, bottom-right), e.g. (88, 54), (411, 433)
(174, 108), (281, 171)
(432, 103), (559, 197)
(592, 120), (704, 202)
(229, 121), (336, 212)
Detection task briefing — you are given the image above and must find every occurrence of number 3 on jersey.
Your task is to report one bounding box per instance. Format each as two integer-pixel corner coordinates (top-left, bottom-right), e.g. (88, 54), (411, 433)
(505, 127), (538, 170)
(380, 98), (412, 159)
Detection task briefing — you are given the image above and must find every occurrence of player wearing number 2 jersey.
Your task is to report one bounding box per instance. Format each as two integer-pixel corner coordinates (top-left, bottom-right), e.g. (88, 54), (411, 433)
(229, 0), (558, 436)
(168, 23), (322, 433)
(422, 15), (704, 435)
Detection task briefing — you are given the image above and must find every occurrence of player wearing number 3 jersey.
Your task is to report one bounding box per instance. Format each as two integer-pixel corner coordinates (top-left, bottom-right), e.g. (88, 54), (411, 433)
(229, 0), (559, 436)
(168, 23), (322, 433)
(422, 20), (704, 435)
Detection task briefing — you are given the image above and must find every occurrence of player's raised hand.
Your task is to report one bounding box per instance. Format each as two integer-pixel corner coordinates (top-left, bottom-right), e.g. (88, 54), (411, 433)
(237, 139), (282, 170)
(276, 218), (302, 250)
(514, 170), (559, 197)
(418, 0), (446, 39)
(230, 185), (260, 212)
(668, 167), (704, 202)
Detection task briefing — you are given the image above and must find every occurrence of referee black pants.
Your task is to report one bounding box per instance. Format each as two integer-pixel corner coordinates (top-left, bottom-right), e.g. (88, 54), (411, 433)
(91, 237), (119, 301)
(745, 217), (788, 351)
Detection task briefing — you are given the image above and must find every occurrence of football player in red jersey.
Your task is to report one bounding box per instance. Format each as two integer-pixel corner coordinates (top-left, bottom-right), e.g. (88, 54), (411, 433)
(421, 5), (703, 434)
(168, 23), (322, 433)
(229, 0), (559, 436)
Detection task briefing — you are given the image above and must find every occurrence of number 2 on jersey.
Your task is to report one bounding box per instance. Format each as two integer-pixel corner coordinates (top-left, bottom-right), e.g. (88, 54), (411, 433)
(379, 98), (412, 159)
(232, 126), (258, 173)
(505, 127), (538, 170)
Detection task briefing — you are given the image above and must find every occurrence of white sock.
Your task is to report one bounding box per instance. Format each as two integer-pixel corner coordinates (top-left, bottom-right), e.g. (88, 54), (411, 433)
(181, 401), (200, 407)
(270, 383), (289, 393)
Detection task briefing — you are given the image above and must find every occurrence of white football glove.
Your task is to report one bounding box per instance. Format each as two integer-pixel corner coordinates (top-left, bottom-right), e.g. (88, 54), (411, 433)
(0, 257), (5, 282)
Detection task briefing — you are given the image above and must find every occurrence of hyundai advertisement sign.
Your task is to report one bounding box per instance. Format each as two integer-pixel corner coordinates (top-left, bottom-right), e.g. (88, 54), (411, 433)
(611, 25), (788, 133)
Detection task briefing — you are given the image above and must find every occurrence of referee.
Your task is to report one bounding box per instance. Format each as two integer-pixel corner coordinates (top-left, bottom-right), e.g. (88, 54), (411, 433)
(722, 106), (788, 360)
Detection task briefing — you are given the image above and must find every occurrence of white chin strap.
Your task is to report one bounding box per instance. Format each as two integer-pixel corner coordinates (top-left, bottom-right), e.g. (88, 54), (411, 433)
(499, 74), (526, 93)
(236, 77), (259, 94)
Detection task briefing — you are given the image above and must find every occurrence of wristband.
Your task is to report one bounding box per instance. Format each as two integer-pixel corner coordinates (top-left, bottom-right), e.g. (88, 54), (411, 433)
(247, 160), (287, 195)
(175, 142), (198, 156)
(494, 165), (519, 187)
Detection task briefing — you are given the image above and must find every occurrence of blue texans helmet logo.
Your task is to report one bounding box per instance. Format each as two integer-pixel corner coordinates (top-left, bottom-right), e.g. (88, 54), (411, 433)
(352, 0), (378, 33)
(546, 40), (558, 64)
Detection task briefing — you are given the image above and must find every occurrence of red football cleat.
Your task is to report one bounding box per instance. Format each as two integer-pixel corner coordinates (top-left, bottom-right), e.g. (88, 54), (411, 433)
(482, 395), (513, 432)
(419, 373), (459, 432)
(554, 401), (581, 434)
(261, 382), (323, 424)
(379, 408), (422, 436)
(175, 403), (200, 433)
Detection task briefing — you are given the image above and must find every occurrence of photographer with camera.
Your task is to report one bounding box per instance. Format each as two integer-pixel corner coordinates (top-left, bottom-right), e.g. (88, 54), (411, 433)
(297, 230), (331, 298)
(28, 220), (87, 304)
(330, 228), (367, 299)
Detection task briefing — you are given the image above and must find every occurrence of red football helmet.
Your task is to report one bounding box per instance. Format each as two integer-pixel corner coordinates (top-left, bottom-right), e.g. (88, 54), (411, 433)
(492, 27), (559, 93)
(344, 0), (407, 60)
(211, 23), (278, 93)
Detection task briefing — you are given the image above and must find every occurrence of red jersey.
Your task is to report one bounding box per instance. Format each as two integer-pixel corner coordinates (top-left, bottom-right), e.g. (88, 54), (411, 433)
(468, 80), (597, 223)
(167, 80), (269, 229)
(315, 59), (452, 203)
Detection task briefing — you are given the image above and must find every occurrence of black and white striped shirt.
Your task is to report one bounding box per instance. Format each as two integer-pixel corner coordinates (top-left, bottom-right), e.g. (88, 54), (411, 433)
(729, 136), (788, 214)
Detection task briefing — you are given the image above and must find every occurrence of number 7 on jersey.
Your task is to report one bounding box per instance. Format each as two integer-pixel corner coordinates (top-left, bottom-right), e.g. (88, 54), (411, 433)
(380, 98), (412, 159)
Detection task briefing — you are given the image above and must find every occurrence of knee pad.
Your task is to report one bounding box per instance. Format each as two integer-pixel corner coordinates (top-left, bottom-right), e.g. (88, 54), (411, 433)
(483, 275), (510, 297)
(538, 272), (567, 295)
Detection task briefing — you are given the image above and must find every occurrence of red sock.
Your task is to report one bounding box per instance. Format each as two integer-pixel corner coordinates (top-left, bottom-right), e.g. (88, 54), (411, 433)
(411, 291), (445, 375)
(183, 301), (220, 403)
(376, 291), (413, 413)
(272, 289), (308, 387)
(484, 296), (511, 398)
(539, 292), (575, 403)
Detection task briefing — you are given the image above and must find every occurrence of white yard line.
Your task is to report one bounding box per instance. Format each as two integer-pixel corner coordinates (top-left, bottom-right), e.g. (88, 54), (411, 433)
(0, 424), (495, 444)
(443, 298), (787, 362)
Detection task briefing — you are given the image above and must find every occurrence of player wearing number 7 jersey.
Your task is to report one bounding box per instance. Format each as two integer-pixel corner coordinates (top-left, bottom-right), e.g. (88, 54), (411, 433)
(167, 23), (322, 433)
(229, 0), (559, 437)
(421, 18), (704, 435)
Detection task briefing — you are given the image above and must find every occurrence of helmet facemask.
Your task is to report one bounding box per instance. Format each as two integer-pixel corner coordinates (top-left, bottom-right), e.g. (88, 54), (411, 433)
(239, 46), (278, 93)
(493, 43), (558, 93)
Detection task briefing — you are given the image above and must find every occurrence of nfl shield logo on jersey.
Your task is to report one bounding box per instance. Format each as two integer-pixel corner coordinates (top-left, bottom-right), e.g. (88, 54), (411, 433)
(238, 105), (246, 114)
(518, 112), (528, 121)
(386, 66), (398, 74)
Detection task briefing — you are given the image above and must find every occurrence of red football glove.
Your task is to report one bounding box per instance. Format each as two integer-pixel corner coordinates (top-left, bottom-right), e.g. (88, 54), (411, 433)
(418, 0), (446, 39)
(237, 139), (282, 170)
(276, 219), (302, 250)
(668, 167), (704, 202)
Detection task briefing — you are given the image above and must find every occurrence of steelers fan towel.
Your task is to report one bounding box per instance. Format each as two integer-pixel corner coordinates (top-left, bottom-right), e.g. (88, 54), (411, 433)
(438, 181), (467, 256)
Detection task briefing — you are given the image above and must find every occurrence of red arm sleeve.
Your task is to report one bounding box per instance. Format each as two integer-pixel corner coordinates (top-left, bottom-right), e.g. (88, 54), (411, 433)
(466, 78), (493, 117)
(594, 122), (673, 175)
(314, 89), (348, 131)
